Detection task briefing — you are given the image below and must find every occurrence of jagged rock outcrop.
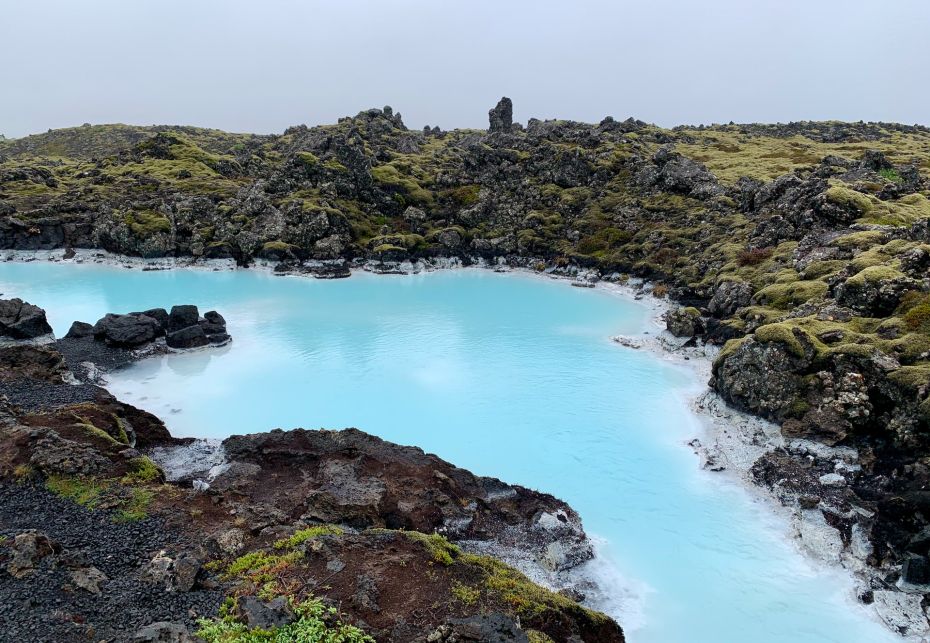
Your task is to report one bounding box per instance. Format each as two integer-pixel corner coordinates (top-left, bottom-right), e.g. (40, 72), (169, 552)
(488, 97), (513, 133)
(0, 298), (53, 339)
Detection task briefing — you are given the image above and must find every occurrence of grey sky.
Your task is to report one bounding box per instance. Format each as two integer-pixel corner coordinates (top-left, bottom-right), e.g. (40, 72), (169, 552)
(3, 0), (928, 139)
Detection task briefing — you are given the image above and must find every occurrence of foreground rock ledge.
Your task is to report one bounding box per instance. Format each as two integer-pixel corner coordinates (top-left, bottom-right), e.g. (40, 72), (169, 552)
(0, 306), (623, 642)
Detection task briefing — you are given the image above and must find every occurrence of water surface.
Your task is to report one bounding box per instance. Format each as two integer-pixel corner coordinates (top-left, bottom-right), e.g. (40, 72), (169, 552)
(0, 261), (893, 643)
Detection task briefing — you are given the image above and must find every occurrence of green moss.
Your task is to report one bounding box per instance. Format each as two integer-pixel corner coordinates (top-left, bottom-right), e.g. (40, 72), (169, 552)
(451, 580), (480, 606)
(755, 323), (813, 358)
(888, 364), (930, 392)
(400, 531), (460, 566)
(225, 549), (303, 583)
(260, 240), (297, 253)
(754, 280), (828, 309)
(297, 151), (319, 167)
(446, 184), (480, 206)
(825, 186), (874, 214)
(846, 265), (906, 286)
(323, 159), (348, 172)
(831, 231), (888, 250)
(75, 422), (121, 446)
(459, 552), (609, 623)
(114, 488), (154, 522)
(370, 162), (433, 204)
(273, 525), (343, 550)
(879, 167), (903, 183)
(46, 475), (107, 509)
(715, 336), (750, 364)
(124, 209), (171, 237)
(527, 631), (556, 643)
(120, 456), (162, 485)
(902, 296), (930, 333)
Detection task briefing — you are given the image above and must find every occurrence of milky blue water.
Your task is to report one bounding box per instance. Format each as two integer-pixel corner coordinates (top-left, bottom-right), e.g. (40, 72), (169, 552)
(0, 262), (894, 643)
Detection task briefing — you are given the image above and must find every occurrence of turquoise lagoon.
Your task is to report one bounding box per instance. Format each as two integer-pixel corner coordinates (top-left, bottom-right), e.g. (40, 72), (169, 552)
(0, 261), (895, 643)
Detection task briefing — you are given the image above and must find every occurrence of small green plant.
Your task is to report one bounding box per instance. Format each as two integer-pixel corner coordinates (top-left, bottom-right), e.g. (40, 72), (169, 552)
(196, 596), (373, 643)
(46, 475), (153, 522)
(273, 525), (343, 550)
(225, 549), (303, 583)
(879, 167), (903, 183)
(46, 475), (108, 509)
(451, 580), (480, 606)
(120, 456), (162, 484)
(114, 488), (154, 522)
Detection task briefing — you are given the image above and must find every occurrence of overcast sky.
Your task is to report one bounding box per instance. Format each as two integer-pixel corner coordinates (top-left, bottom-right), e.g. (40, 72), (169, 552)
(2, 0), (928, 139)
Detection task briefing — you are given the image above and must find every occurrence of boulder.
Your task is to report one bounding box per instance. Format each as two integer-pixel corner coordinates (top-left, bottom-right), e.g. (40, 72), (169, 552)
(64, 320), (94, 338)
(6, 530), (59, 578)
(0, 298), (53, 339)
(93, 313), (161, 347)
(69, 565), (107, 594)
(643, 145), (724, 199)
(199, 310), (226, 335)
(142, 308), (169, 333)
(711, 336), (811, 420)
(901, 554), (930, 589)
(166, 324), (209, 349)
(708, 281), (753, 317)
(167, 305), (199, 333)
(665, 306), (703, 337)
(439, 614), (529, 643)
(237, 595), (295, 630)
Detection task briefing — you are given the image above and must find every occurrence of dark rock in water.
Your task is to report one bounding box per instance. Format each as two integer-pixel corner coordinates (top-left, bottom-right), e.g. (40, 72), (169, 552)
(238, 595), (295, 630)
(142, 308), (170, 334)
(166, 324), (209, 349)
(207, 332), (231, 345)
(65, 320), (94, 338)
(489, 97), (513, 133)
(93, 313), (161, 347)
(0, 298), (53, 339)
(199, 310), (226, 335)
(168, 305), (199, 333)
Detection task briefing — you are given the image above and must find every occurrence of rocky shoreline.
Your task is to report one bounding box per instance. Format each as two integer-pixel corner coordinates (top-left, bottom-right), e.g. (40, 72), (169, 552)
(4, 245), (930, 638)
(0, 293), (624, 642)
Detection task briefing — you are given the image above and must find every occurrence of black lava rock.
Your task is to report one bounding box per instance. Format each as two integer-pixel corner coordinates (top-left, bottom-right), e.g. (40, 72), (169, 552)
(0, 298), (53, 339)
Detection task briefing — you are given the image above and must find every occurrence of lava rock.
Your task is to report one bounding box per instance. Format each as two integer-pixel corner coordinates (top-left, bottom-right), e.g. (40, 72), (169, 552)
(665, 306), (703, 337)
(64, 320), (94, 338)
(238, 595), (295, 629)
(134, 622), (199, 642)
(142, 308), (170, 334)
(0, 298), (53, 339)
(488, 97), (513, 133)
(166, 324), (209, 349)
(167, 305), (199, 333)
(6, 530), (59, 578)
(93, 313), (161, 347)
